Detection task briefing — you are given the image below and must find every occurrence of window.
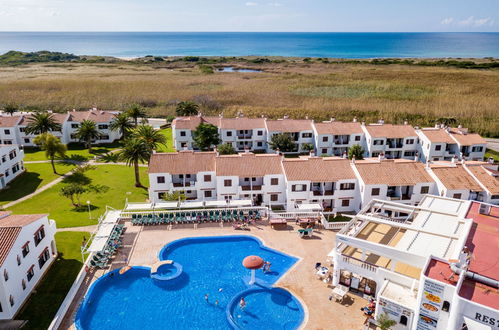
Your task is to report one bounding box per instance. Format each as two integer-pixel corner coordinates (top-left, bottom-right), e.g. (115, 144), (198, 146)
(271, 178), (278, 185)
(270, 194), (278, 202)
(19, 127), (25, 132)
(17, 255), (21, 266)
(38, 248), (50, 269)
(9, 151), (16, 159)
(204, 175), (211, 182)
(4, 140), (12, 145)
(71, 123), (79, 128)
(420, 186), (429, 194)
(158, 192), (165, 199)
(321, 148), (327, 154)
(180, 131), (186, 137)
(442, 301), (450, 312)
(5, 169), (9, 177)
(302, 133), (312, 138)
(9, 295), (14, 307)
(226, 131), (232, 137)
(4, 269), (8, 281)
(400, 315), (408, 326)
(257, 142), (263, 147)
(371, 188), (380, 196)
(156, 176), (165, 184)
(453, 193), (462, 199)
(4, 129), (10, 135)
(24, 138), (30, 143)
(0, 301), (2, 312)
(27, 266), (34, 282)
(204, 190), (212, 198)
(291, 184), (306, 192)
(22, 242), (30, 258)
(257, 131), (263, 136)
(435, 145), (442, 151)
(355, 136), (361, 141)
(492, 195), (499, 200)
(244, 177), (249, 182)
(341, 199), (350, 207)
(70, 133), (77, 139)
(98, 124), (108, 129)
(1, 155), (5, 162)
(322, 136), (328, 142)
(472, 146), (483, 152)
(34, 226), (45, 246)
(340, 183), (355, 190)
(180, 142), (187, 148)
(406, 139), (415, 144)
(22, 279), (26, 290)
(404, 151), (416, 157)
(99, 135), (110, 140)
(224, 179), (231, 187)
(373, 139), (384, 145)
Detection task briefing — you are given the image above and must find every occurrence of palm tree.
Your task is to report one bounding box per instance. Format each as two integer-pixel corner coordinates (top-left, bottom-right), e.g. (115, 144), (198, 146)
(25, 112), (62, 135)
(118, 138), (150, 187)
(75, 119), (101, 151)
(3, 104), (17, 116)
(131, 125), (166, 153)
(33, 133), (67, 174)
(110, 112), (133, 139)
(126, 104), (146, 126)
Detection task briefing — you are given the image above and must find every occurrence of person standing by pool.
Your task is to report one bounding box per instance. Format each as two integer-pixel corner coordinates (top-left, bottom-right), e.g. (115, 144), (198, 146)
(239, 297), (246, 309)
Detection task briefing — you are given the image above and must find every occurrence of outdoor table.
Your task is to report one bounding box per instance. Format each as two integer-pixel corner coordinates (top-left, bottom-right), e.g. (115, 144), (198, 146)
(331, 286), (347, 302)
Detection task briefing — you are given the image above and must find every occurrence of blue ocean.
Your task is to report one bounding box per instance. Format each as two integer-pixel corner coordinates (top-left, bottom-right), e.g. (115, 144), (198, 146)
(0, 32), (498, 58)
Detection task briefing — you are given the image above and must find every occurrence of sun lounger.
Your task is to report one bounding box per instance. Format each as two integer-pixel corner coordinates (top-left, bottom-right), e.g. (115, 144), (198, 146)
(298, 228), (314, 238)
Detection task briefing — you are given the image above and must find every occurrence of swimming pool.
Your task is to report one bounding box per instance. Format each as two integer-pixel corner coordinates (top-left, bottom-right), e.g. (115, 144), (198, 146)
(76, 235), (304, 330)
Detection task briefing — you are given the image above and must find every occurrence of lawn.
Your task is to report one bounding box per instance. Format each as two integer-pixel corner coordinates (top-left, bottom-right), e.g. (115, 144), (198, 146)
(16, 231), (90, 330)
(0, 162), (74, 206)
(156, 127), (176, 152)
(23, 141), (122, 162)
(7, 165), (149, 228)
(485, 148), (499, 162)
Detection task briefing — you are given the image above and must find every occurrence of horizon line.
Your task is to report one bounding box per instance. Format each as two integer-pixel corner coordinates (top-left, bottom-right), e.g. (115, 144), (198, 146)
(1, 31), (498, 33)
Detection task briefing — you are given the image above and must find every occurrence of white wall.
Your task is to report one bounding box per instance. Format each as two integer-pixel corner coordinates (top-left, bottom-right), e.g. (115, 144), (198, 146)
(0, 145), (25, 189)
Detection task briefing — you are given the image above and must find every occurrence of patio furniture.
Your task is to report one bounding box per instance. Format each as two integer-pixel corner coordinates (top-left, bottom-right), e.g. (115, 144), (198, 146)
(298, 228), (314, 238)
(330, 285), (348, 303)
(270, 218), (287, 229)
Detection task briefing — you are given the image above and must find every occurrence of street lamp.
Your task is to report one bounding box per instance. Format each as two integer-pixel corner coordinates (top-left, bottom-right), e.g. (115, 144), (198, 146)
(86, 200), (92, 219)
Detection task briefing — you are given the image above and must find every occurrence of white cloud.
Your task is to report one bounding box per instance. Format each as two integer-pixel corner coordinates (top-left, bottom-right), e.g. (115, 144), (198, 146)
(268, 2), (283, 6)
(458, 16), (494, 27)
(440, 17), (453, 25)
(245, 2), (258, 6)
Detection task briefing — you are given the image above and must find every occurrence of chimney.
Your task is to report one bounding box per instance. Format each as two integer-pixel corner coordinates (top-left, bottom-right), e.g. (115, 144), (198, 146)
(378, 152), (385, 161)
(73, 109), (76, 112)
(451, 155), (457, 164)
(435, 124), (439, 128)
(275, 148), (280, 155)
(458, 124), (462, 129)
(342, 151), (347, 159)
(309, 150), (315, 157)
(414, 152), (418, 162)
(305, 115), (309, 120)
(426, 161), (430, 169)
(378, 118), (384, 124)
(353, 118), (357, 122)
(214, 146), (219, 156)
(244, 148), (249, 154)
(92, 107), (97, 111)
(283, 115), (289, 120)
(199, 112), (203, 117)
(440, 123), (445, 129)
(330, 117), (335, 122)
(361, 121), (365, 126)
(404, 120), (408, 125)
(351, 155), (355, 164)
(488, 157), (494, 164)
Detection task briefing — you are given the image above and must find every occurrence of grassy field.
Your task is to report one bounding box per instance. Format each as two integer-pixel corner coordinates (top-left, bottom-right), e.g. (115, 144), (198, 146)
(156, 127), (175, 152)
(485, 148), (499, 162)
(7, 165), (149, 228)
(0, 162), (74, 206)
(17, 231), (89, 330)
(0, 61), (497, 137)
(23, 142), (121, 162)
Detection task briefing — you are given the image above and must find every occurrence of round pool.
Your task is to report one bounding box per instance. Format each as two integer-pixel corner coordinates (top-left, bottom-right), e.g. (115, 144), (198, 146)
(227, 287), (304, 330)
(151, 262), (183, 281)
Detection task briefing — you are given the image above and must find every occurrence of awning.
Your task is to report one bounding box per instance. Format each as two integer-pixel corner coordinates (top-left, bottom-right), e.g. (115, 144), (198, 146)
(86, 210), (120, 252)
(297, 203), (322, 211)
(125, 203), (153, 211)
(154, 202), (178, 209)
(204, 200), (228, 208)
(102, 210), (121, 223)
(95, 223), (116, 237)
(228, 200), (252, 207)
(87, 237), (109, 252)
(179, 201), (204, 209)
(463, 316), (492, 330)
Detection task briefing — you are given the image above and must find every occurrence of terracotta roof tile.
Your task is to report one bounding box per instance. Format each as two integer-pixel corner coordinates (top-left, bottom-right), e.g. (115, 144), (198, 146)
(67, 110), (117, 123)
(220, 117), (266, 130)
(216, 153), (282, 176)
(419, 129), (455, 144)
(449, 128), (486, 146)
(0, 115), (22, 127)
(431, 165), (482, 191)
(467, 165), (499, 194)
(314, 121), (363, 135)
(266, 119), (313, 132)
(19, 113), (68, 125)
(0, 213), (48, 227)
(0, 227), (22, 266)
(364, 124), (417, 138)
(172, 116), (220, 130)
(283, 157), (356, 182)
(149, 151), (216, 174)
(355, 160), (434, 186)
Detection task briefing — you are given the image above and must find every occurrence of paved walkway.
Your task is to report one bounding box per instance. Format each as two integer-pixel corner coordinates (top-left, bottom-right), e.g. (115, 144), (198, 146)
(58, 225), (97, 232)
(485, 138), (499, 152)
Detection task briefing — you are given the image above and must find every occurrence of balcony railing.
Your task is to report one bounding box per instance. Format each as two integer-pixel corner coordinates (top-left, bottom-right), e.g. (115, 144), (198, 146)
(241, 185), (262, 191)
(173, 181), (196, 188)
(237, 134), (253, 139)
(341, 255), (378, 273)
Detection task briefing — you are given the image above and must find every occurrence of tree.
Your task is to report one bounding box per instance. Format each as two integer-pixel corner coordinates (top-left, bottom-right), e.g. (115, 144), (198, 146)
(161, 191), (186, 202)
(75, 119), (101, 151)
(126, 104), (146, 126)
(175, 101), (199, 116)
(118, 138), (151, 187)
(269, 133), (296, 153)
(3, 104), (17, 116)
(377, 313), (397, 330)
(193, 123), (220, 151)
(217, 143), (236, 155)
(33, 133), (67, 174)
(60, 183), (86, 207)
(25, 112), (62, 135)
(131, 124), (166, 153)
(302, 143), (314, 152)
(110, 112), (133, 139)
(348, 144), (365, 160)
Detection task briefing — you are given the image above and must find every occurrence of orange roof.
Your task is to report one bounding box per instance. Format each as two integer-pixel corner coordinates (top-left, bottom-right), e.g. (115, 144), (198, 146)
(449, 128), (486, 146)
(0, 227), (22, 266)
(220, 117), (266, 130)
(266, 119), (313, 132)
(19, 112), (68, 125)
(0, 213), (48, 227)
(0, 115), (22, 127)
(355, 160), (434, 185)
(466, 165), (499, 194)
(419, 128), (455, 144)
(172, 116), (220, 130)
(365, 124), (417, 138)
(216, 153), (282, 177)
(283, 157), (356, 182)
(314, 121), (363, 135)
(67, 109), (116, 123)
(431, 165), (482, 191)
(149, 151), (216, 174)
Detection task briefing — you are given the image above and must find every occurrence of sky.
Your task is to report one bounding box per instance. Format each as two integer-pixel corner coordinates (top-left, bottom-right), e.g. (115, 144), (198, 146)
(0, 0), (497, 32)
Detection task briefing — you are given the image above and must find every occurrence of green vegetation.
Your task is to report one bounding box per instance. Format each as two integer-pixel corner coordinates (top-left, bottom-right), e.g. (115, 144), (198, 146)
(269, 133), (296, 153)
(74, 120), (101, 151)
(176, 101), (199, 116)
(117, 139), (151, 187)
(485, 148), (499, 162)
(156, 128), (175, 152)
(326, 214), (351, 222)
(16, 231), (89, 330)
(218, 143), (237, 155)
(131, 124), (167, 152)
(348, 144), (365, 160)
(33, 133), (67, 174)
(126, 104), (147, 126)
(24, 112), (62, 135)
(7, 165), (149, 228)
(193, 123), (220, 150)
(198, 64), (214, 74)
(0, 50), (79, 66)
(23, 142), (121, 161)
(0, 163), (74, 206)
(109, 112), (134, 139)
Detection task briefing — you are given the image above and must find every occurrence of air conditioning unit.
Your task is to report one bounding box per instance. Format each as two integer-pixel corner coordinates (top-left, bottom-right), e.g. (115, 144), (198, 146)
(478, 203), (491, 215)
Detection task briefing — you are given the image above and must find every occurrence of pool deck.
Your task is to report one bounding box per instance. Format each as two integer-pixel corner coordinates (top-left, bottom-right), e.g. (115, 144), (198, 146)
(61, 221), (368, 330)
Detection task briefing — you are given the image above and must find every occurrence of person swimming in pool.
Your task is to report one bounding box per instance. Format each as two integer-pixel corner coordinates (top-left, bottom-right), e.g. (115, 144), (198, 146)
(239, 297), (246, 309)
(204, 294), (209, 302)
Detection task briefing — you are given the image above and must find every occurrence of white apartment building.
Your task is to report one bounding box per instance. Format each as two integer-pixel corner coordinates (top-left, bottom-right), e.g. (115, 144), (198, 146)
(362, 123), (419, 159)
(171, 116), (219, 150)
(313, 120), (365, 157)
(282, 156), (360, 212)
(0, 145), (24, 190)
(448, 127), (487, 161)
(0, 109), (121, 147)
(0, 212), (57, 320)
(329, 196), (498, 330)
(352, 159), (436, 206)
(218, 117), (267, 152)
(464, 164), (499, 204)
(416, 128), (460, 163)
(265, 118), (315, 153)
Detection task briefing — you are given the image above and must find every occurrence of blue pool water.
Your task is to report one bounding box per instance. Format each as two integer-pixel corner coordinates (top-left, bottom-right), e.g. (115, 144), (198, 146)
(76, 236), (303, 330)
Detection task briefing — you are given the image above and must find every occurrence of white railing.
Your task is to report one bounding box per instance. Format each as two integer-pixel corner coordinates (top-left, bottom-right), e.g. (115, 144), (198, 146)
(341, 255), (378, 273)
(120, 206), (268, 218)
(322, 220), (350, 230)
(268, 211), (320, 220)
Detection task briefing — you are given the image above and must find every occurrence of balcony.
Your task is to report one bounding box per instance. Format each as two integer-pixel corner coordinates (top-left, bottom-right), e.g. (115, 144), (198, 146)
(237, 134), (253, 140)
(333, 136), (350, 145)
(172, 181), (196, 188)
(241, 185), (262, 191)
